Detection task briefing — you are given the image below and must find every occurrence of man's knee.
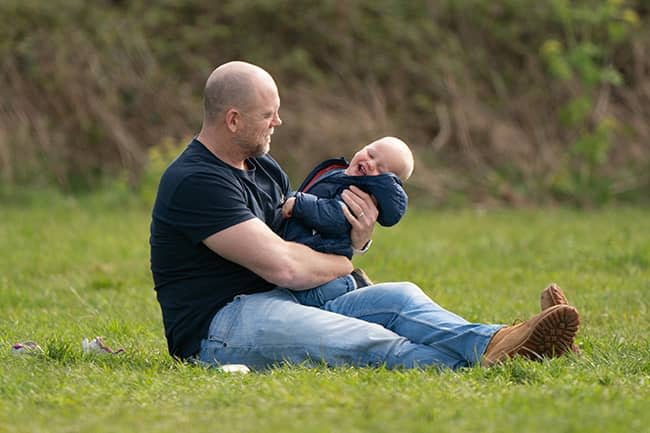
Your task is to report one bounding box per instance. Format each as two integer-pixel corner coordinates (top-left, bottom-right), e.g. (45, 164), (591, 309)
(370, 281), (424, 296)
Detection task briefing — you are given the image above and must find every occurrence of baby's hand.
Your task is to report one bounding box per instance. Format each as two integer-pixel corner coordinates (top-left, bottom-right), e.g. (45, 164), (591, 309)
(282, 197), (296, 218)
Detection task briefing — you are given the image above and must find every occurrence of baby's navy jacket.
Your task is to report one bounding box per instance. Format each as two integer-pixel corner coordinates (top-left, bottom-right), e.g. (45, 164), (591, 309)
(281, 157), (408, 258)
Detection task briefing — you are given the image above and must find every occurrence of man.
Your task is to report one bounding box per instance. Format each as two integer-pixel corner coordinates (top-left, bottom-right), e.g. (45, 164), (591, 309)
(150, 61), (580, 370)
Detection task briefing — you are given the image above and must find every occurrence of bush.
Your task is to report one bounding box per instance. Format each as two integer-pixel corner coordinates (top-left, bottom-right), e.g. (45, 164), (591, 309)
(1, 0), (648, 204)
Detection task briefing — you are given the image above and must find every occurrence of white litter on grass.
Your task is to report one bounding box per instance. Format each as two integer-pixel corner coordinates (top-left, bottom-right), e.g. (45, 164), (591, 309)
(11, 342), (43, 355)
(82, 336), (124, 355)
(219, 364), (250, 374)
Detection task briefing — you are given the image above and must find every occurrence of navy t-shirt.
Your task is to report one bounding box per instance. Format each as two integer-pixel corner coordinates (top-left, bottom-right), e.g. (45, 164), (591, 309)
(150, 139), (290, 359)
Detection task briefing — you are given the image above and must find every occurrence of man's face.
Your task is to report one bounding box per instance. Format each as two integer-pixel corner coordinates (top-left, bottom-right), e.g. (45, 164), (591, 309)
(235, 84), (282, 158)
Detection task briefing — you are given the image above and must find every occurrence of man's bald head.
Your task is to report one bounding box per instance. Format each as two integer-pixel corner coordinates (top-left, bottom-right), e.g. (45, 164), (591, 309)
(203, 61), (277, 123)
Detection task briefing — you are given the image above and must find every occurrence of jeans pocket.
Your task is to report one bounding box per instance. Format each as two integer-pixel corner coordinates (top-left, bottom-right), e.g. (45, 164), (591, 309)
(206, 295), (245, 347)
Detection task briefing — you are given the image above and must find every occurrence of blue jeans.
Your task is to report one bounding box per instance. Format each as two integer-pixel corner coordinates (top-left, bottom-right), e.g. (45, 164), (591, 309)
(291, 274), (357, 307)
(198, 282), (503, 370)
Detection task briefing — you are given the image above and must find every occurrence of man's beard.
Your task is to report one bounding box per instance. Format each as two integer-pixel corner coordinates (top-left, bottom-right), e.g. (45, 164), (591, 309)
(235, 134), (270, 158)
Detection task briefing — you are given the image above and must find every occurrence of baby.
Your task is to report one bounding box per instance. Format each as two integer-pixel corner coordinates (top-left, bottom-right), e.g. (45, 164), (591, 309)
(280, 136), (414, 307)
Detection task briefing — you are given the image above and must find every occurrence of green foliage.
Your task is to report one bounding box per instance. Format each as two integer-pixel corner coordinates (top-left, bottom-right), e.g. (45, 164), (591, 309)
(1, 193), (650, 432)
(136, 138), (188, 207)
(540, 0), (640, 205)
(1, 0), (648, 204)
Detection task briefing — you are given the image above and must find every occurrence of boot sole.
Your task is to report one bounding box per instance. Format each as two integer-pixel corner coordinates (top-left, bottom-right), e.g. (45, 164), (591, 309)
(518, 305), (580, 360)
(540, 284), (581, 354)
(540, 283), (569, 310)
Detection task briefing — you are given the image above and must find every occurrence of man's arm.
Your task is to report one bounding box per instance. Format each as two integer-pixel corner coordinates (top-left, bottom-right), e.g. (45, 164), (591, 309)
(203, 217), (353, 290)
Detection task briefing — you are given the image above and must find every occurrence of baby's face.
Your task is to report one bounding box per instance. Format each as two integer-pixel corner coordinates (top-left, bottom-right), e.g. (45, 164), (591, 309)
(345, 139), (408, 179)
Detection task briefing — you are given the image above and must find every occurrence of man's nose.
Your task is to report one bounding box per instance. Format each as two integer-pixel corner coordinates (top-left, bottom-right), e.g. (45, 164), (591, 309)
(272, 113), (282, 126)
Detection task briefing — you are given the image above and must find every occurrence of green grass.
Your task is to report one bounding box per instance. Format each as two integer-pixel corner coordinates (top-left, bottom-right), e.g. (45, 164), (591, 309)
(1, 190), (649, 433)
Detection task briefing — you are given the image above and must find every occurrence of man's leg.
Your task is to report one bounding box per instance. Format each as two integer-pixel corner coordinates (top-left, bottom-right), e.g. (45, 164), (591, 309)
(323, 282), (579, 365)
(323, 282), (502, 365)
(198, 288), (473, 370)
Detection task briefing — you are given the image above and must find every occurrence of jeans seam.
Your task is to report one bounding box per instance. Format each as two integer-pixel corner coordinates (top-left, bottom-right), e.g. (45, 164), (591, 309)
(208, 296), (244, 345)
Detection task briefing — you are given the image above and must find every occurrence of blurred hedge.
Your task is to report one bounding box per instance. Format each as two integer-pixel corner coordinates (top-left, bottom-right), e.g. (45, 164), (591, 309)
(1, 0), (649, 205)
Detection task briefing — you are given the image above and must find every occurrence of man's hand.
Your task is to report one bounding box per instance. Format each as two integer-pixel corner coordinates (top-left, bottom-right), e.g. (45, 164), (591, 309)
(341, 185), (378, 250)
(282, 197), (296, 218)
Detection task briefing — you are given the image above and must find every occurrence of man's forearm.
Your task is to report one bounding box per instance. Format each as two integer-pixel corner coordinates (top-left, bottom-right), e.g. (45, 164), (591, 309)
(280, 241), (353, 290)
(203, 218), (353, 290)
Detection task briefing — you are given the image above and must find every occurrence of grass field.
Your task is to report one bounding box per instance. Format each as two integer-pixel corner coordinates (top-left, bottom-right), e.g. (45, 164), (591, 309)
(1, 189), (649, 433)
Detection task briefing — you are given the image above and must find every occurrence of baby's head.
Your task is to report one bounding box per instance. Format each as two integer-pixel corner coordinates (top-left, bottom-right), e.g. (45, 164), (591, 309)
(344, 136), (414, 181)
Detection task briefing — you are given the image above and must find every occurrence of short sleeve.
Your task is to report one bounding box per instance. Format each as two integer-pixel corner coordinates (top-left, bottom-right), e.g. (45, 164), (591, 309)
(165, 171), (255, 244)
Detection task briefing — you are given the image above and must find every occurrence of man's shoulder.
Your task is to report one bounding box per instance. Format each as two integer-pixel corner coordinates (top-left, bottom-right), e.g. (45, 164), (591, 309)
(158, 151), (242, 204)
(166, 141), (238, 179)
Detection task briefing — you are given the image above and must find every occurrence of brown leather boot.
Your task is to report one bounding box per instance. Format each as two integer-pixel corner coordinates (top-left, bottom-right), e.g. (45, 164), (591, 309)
(540, 283), (569, 310)
(481, 304), (580, 366)
(351, 268), (374, 288)
(540, 283), (581, 354)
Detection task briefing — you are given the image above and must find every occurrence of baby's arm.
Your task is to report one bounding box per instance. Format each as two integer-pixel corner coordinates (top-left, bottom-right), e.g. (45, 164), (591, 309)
(287, 192), (351, 236)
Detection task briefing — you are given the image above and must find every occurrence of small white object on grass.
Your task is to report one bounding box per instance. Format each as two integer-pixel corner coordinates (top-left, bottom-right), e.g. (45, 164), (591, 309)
(82, 336), (125, 354)
(219, 364), (250, 374)
(11, 342), (43, 355)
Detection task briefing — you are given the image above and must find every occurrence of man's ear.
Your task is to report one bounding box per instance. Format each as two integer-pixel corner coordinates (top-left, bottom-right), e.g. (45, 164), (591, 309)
(225, 108), (240, 133)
